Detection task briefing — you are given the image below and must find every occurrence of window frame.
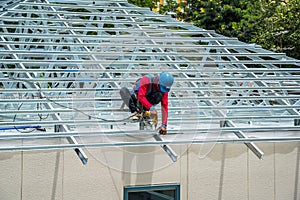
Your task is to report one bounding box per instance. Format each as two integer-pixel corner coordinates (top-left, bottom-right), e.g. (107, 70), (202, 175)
(124, 184), (180, 200)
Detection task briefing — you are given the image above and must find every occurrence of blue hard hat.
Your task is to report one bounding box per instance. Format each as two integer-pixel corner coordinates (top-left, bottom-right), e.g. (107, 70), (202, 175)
(159, 72), (174, 92)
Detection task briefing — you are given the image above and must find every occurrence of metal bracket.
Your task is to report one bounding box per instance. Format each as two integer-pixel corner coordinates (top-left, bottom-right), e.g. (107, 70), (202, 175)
(220, 120), (264, 160)
(153, 133), (178, 162)
(55, 124), (88, 165)
(294, 119), (300, 126)
(139, 121), (177, 162)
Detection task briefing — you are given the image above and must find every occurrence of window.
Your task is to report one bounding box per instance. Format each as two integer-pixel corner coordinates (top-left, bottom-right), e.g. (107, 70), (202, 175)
(124, 184), (180, 200)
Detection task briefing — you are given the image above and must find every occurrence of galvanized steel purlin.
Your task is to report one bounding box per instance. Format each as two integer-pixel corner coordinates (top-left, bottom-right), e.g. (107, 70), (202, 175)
(0, 0), (300, 157)
(0, 0), (89, 164)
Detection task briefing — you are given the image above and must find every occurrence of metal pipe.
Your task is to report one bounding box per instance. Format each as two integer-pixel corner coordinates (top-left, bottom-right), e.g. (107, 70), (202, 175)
(0, 136), (300, 152)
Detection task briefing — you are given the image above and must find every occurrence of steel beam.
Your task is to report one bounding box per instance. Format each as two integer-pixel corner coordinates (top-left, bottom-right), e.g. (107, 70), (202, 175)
(0, 0), (300, 162)
(0, 35), (88, 165)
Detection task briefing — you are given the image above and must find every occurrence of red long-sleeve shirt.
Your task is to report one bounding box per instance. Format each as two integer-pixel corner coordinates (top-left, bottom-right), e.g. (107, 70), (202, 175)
(136, 76), (168, 126)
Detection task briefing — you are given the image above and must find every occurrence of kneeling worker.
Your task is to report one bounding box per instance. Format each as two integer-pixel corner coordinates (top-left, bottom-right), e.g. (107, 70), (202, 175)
(120, 72), (174, 135)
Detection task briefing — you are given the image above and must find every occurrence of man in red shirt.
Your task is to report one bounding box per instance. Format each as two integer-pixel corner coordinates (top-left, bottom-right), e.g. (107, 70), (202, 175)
(120, 72), (174, 135)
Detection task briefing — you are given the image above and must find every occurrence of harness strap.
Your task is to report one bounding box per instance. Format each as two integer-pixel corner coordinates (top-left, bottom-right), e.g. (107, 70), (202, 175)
(134, 74), (154, 95)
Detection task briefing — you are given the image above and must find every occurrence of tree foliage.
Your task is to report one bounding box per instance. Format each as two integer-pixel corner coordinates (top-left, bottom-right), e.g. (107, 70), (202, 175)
(160, 0), (248, 37)
(239, 0), (300, 59)
(128, 0), (156, 10)
(128, 0), (300, 59)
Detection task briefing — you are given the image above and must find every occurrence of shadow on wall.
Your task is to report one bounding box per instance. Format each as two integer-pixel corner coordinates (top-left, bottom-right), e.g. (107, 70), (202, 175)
(0, 151), (17, 161)
(189, 141), (299, 161)
(51, 151), (61, 200)
(122, 146), (155, 185)
(0, 150), (62, 200)
(188, 142), (300, 200)
(294, 142), (300, 200)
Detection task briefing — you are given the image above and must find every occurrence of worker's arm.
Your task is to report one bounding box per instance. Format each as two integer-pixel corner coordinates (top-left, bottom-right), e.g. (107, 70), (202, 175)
(161, 92), (168, 126)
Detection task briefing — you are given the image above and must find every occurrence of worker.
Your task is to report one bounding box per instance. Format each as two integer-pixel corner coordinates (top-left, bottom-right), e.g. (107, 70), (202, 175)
(120, 72), (174, 135)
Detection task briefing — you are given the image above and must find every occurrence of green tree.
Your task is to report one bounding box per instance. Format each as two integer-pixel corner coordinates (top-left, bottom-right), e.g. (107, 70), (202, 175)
(157, 0), (178, 15)
(160, 0), (247, 37)
(217, 0), (248, 37)
(176, 0), (223, 31)
(237, 0), (300, 59)
(128, 0), (157, 10)
(129, 0), (300, 59)
(235, 0), (263, 42)
(258, 0), (298, 58)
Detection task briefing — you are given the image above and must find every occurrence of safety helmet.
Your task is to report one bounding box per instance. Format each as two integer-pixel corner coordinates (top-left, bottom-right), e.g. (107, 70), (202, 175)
(159, 72), (174, 92)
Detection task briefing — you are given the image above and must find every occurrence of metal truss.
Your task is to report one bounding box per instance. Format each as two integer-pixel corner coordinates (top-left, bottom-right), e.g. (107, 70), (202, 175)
(1, 0), (300, 164)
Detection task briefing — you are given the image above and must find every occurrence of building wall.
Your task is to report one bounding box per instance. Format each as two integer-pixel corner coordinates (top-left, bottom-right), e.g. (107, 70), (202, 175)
(0, 142), (299, 200)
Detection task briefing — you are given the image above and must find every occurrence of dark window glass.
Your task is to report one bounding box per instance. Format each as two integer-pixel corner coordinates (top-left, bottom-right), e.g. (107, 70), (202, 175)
(124, 184), (180, 200)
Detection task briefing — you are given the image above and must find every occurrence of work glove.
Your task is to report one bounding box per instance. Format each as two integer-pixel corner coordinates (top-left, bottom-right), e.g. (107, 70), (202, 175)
(158, 125), (167, 135)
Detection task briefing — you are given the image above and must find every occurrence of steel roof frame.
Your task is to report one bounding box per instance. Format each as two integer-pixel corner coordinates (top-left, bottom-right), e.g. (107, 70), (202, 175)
(1, 0), (300, 164)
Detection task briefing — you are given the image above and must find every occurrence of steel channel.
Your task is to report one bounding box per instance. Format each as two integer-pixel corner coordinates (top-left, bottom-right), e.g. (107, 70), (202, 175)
(0, 137), (300, 152)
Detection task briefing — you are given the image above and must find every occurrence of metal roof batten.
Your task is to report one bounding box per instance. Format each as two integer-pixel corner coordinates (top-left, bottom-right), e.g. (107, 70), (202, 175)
(1, 0), (300, 164)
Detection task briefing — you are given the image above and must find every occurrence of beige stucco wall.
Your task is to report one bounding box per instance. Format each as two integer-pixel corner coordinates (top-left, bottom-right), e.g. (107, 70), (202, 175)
(0, 142), (299, 200)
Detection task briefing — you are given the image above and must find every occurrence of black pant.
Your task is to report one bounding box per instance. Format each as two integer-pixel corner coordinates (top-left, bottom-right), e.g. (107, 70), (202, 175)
(120, 87), (163, 113)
